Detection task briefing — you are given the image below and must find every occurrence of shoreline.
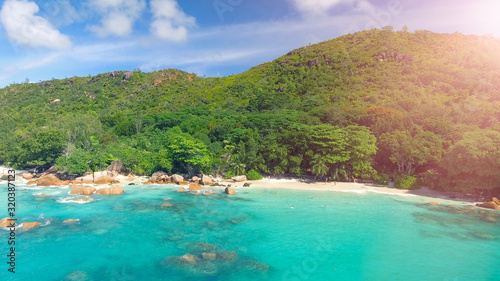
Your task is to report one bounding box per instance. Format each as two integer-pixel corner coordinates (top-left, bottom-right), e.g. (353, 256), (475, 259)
(0, 166), (482, 206)
(236, 179), (478, 206)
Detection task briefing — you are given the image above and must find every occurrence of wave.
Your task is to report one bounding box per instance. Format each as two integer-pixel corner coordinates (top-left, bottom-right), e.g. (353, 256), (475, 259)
(365, 189), (417, 197)
(57, 197), (95, 204)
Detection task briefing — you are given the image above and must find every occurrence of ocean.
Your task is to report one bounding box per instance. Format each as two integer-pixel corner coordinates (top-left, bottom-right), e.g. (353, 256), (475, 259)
(0, 182), (499, 281)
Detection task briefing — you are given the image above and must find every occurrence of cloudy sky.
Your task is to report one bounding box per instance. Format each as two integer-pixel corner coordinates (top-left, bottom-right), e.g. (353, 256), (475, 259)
(0, 0), (499, 87)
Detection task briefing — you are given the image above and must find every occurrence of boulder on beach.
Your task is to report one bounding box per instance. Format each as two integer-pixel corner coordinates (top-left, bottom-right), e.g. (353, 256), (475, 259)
(189, 183), (202, 191)
(0, 217), (15, 227)
(22, 172), (34, 180)
(76, 171), (115, 184)
(27, 180), (37, 185)
(200, 174), (213, 185)
(171, 174), (184, 184)
(23, 222), (40, 229)
(225, 187), (236, 195)
(37, 174), (61, 186)
(178, 181), (189, 185)
(493, 197), (500, 205)
(106, 159), (123, 174)
(0, 173), (9, 180)
(231, 175), (247, 182)
(70, 186), (96, 195)
(191, 176), (200, 182)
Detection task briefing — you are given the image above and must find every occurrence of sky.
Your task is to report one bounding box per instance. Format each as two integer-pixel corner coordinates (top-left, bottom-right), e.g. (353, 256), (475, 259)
(0, 0), (499, 87)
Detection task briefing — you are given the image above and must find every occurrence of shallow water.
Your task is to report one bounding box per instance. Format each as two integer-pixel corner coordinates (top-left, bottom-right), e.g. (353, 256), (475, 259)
(0, 183), (499, 281)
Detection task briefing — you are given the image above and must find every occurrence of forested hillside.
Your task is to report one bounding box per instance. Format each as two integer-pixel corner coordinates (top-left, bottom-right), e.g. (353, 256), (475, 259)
(1, 28), (500, 194)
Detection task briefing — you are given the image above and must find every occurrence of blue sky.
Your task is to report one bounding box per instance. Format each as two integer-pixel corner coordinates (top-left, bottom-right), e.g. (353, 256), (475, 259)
(0, 0), (499, 87)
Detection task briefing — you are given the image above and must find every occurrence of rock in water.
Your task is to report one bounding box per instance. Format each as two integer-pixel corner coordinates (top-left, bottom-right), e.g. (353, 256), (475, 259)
(37, 174), (61, 186)
(177, 188), (188, 192)
(476, 201), (500, 210)
(96, 186), (124, 195)
(63, 219), (79, 223)
(0, 217), (15, 227)
(70, 186), (96, 195)
(23, 222), (40, 229)
(225, 187), (236, 195)
(428, 202), (440, 206)
(189, 184), (202, 191)
(161, 203), (173, 208)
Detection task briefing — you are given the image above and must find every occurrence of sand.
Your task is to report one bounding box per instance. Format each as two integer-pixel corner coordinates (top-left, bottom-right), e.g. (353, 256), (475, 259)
(2, 165), (479, 205)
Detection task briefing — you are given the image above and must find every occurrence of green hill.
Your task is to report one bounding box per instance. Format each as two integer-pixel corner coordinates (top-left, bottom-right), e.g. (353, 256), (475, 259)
(1, 29), (500, 195)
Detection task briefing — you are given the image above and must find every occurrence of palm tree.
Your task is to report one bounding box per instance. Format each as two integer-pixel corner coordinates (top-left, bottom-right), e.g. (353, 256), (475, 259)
(311, 157), (328, 179)
(332, 164), (349, 182)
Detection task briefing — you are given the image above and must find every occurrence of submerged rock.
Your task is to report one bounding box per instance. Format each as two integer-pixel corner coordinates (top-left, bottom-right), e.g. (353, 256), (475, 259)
(161, 203), (173, 208)
(217, 251), (239, 262)
(178, 254), (200, 264)
(63, 271), (93, 281)
(71, 197), (94, 203)
(202, 252), (217, 260)
(63, 219), (79, 223)
(471, 232), (496, 240)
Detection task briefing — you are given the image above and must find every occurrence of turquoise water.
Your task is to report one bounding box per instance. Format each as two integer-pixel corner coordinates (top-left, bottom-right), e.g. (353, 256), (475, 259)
(0, 182), (499, 281)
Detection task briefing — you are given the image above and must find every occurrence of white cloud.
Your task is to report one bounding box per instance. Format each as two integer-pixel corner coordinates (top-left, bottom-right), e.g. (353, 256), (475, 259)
(291, 0), (375, 17)
(87, 0), (146, 37)
(150, 0), (196, 42)
(0, 0), (72, 49)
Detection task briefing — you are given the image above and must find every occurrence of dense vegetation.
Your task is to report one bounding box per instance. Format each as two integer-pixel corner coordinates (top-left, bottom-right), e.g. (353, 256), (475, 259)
(1, 28), (500, 195)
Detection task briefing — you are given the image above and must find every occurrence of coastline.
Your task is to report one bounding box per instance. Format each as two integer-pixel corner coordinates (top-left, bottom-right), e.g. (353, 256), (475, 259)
(0, 165), (480, 206)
